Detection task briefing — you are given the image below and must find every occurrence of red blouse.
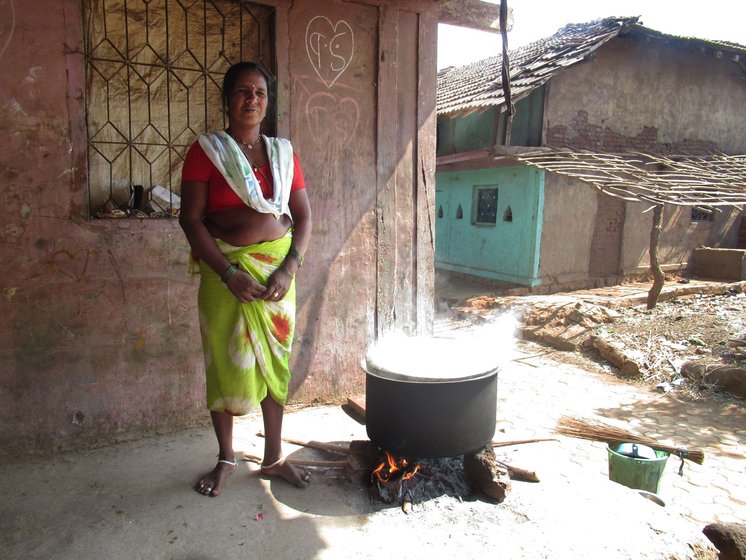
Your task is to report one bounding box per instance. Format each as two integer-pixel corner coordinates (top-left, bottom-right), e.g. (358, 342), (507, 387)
(181, 140), (306, 214)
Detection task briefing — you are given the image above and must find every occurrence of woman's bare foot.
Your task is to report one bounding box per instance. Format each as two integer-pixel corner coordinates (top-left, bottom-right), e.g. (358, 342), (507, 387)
(261, 456), (310, 488)
(195, 459), (236, 497)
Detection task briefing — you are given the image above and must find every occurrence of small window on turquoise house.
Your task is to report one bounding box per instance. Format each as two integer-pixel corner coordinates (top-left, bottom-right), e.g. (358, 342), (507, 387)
(472, 186), (498, 226)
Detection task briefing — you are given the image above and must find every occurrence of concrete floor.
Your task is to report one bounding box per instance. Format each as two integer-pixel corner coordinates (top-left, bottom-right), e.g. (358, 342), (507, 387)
(2, 325), (742, 559)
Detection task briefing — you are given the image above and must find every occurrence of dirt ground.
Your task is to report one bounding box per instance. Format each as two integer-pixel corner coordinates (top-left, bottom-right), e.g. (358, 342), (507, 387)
(1, 352), (728, 560)
(574, 291), (745, 398)
(451, 279), (746, 402)
(2, 279), (744, 559)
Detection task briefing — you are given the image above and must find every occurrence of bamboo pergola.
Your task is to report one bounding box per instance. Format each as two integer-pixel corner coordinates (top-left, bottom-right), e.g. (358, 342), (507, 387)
(515, 149), (746, 308)
(515, 150), (746, 207)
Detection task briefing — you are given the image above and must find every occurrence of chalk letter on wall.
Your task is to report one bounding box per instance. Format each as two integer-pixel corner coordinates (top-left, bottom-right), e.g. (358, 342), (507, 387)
(305, 92), (360, 148)
(305, 16), (354, 88)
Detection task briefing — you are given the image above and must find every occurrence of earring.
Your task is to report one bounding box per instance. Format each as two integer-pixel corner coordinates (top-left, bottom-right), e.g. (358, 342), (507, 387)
(224, 106), (229, 112)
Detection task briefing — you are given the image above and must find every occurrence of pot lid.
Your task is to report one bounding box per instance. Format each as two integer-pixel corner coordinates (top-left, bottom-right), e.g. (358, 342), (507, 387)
(363, 335), (501, 383)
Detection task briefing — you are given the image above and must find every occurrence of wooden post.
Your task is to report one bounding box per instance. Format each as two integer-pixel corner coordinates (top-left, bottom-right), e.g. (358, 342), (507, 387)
(646, 204), (665, 309)
(498, 0), (514, 147)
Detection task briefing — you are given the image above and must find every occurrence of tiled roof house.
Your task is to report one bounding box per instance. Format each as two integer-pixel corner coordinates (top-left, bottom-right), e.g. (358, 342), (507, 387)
(435, 17), (746, 292)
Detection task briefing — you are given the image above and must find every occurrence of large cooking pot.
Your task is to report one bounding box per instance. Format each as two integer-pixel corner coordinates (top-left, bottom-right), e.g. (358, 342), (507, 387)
(363, 335), (499, 458)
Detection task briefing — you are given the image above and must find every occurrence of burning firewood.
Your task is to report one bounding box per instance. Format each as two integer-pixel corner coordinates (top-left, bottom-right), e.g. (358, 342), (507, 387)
(368, 449), (423, 504)
(346, 440), (381, 484)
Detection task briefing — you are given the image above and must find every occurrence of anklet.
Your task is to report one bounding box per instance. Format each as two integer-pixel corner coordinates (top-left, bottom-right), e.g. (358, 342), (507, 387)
(218, 458), (237, 466)
(261, 456), (285, 470)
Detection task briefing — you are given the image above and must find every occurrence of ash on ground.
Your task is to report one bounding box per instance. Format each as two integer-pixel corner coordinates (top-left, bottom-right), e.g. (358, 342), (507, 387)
(373, 456), (473, 505)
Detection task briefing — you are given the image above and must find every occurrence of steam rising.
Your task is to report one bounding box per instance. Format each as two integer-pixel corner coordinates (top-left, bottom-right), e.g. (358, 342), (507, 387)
(365, 312), (519, 381)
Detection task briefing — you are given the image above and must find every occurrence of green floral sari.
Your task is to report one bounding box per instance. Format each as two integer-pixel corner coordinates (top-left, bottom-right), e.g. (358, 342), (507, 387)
(198, 232), (295, 414)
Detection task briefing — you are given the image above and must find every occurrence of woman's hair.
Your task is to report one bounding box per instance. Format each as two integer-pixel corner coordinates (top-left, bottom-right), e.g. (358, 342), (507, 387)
(222, 61), (275, 102)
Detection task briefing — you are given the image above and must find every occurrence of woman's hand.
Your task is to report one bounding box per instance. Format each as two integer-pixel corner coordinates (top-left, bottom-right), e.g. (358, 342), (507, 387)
(262, 266), (293, 302)
(226, 269), (268, 303)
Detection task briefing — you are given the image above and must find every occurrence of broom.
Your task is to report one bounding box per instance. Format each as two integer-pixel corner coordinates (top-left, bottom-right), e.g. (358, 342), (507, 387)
(555, 416), (705, 465)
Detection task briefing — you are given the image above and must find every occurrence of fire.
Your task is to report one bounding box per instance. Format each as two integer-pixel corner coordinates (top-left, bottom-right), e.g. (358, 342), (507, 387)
(372, 451), (420, 484)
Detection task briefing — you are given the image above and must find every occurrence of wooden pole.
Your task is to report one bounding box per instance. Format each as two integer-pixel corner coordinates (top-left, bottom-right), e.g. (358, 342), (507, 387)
(491, 438), (559, 447)
(646, 204), (665, 309)
(498, 0), (514, 147)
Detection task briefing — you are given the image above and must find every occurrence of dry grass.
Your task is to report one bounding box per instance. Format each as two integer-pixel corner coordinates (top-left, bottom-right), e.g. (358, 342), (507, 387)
(591, 291), (746, 399)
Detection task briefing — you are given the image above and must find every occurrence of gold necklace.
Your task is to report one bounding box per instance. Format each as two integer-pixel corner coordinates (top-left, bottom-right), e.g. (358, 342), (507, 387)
(226, 129), (261, 150)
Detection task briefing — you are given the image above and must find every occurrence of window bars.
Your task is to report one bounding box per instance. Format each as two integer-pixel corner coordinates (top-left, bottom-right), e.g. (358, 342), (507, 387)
(83, 0), (274, 217)
(473, 186), (498, 225)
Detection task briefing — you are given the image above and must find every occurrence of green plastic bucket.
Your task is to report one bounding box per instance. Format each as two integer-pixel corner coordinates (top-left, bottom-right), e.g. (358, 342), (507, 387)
(607, 444), (669, 494)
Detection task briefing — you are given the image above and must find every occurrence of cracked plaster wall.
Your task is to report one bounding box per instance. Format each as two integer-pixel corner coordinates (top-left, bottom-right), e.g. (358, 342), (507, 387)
(539, 34), (745, 283)
(544, 35), (746, 153)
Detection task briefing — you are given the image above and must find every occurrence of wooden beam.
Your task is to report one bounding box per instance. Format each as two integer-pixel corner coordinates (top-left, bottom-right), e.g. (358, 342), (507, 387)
(437, 0), (512, 33)
(416, 6), (438, 336)
(436, 148), (491, 165)
(346, 395), (367, 422)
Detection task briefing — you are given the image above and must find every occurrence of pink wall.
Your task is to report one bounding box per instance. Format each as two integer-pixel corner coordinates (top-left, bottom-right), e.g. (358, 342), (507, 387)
(0, 0), (206, 455)
(0, 0), (436, 455)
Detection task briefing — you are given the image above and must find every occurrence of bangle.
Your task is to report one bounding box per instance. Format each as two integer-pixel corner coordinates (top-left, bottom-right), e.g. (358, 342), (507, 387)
(220, 263), (239, 283)
(278, 264), (295, 279)
(288, 247), (304, 266)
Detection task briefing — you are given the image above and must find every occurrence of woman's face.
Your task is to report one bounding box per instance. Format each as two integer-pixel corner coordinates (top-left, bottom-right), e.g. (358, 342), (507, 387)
(226, 69), (268, 129)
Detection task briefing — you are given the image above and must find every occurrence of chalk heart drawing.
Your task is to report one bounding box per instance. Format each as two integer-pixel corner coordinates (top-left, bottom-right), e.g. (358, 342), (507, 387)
(0, 0), (16, 60)
(306, 92), (359, 149)
(305, 16), (354, 89)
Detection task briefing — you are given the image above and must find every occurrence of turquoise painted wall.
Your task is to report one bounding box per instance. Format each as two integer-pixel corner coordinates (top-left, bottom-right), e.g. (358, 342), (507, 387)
(437, 88), (545, 156)
(437, 107), (496, 155)
(435, 165), (545, 286)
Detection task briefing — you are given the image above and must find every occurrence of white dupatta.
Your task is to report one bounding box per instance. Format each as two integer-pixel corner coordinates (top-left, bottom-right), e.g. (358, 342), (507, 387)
(197, 130), (295, 219)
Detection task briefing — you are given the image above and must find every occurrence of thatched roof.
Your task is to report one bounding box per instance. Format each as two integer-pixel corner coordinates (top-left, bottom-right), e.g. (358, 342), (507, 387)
(515, 150), (746, 207)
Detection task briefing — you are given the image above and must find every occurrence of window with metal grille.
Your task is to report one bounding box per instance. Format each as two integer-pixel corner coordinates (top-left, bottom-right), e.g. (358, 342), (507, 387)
(472, 186), (498, 226)
(83, 0), (275, 218)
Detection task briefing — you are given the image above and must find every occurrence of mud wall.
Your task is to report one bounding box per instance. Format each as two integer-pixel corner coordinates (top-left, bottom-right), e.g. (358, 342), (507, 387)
(538, 179), (743, 287)
(545, 34), (746, 154)
(620, 202), (742, 277)
(692, 248), (746, 281)
(540, 33), (745, 282)
(537, 174), (598, 289)
(0, 0), (436, 455)
(0, 0), (202, 455)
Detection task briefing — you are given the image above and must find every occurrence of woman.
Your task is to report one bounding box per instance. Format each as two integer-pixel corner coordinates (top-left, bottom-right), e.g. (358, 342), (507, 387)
(179, 61), (312, 496)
